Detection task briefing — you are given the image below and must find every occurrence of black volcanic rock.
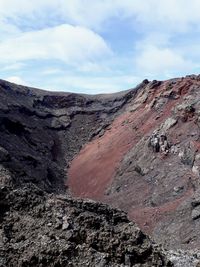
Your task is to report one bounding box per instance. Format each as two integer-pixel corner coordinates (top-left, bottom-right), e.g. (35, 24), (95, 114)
(0, 79), (138, 192)
(0, 184), (171, 267)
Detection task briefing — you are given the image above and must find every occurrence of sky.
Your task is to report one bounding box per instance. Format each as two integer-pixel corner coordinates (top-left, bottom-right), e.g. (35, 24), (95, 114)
(0, 0), (200, 94)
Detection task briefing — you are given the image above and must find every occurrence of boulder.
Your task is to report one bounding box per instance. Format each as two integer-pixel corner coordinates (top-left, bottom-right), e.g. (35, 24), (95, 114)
(192, 206), (200, 220)
(161, 117), (177, 132)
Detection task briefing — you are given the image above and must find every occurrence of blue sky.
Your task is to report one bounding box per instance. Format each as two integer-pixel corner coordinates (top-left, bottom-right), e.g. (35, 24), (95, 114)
(1, 0), (200, 94)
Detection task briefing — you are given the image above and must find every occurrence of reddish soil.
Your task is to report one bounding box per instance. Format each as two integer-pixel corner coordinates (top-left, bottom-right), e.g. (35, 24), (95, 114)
(67, 77), (200, 248)
(129, 188), (193, 234)
(68, 107), (143, 199)
(67, 80), (182, 200)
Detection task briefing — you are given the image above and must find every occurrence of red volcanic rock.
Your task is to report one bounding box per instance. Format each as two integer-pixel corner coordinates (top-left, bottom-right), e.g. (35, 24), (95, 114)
(68, 75), (200, 249)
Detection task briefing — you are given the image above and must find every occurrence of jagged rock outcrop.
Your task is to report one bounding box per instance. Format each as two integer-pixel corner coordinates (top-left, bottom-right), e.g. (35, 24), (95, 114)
(0, 185), (171, 267)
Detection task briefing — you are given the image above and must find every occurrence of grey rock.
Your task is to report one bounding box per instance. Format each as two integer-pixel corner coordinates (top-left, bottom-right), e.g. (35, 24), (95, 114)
(192, 207), (200, 220)
(178, 142), (196, 166)
(191, 196), (200, 208)
(161, 117), (177, 132)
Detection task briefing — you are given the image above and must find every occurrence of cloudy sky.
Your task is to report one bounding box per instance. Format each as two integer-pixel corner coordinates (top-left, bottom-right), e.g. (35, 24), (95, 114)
(1, 0), (200, 93)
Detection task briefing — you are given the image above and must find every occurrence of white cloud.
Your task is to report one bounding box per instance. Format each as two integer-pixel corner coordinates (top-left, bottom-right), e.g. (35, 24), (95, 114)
(6, 76), (27, 86)
(58, 1), (200, 33)
(0, 0), (199, 32)
(1, 0), (200, 93)
(1, 0), (200, 34)
(0, 0), (52, 18)
(0, 0), (114, 30)
(0, 24), (111, 65)
(42, 68), (63, 75)
(76, 62), (111, 73)
(39, 74), (141, 94)
(135, 45), (194, 76)
(58, 0), (117, 30)
(0, 20), (21, 39)
(50, 1), (200, 32)
(1, 62), (26, 71)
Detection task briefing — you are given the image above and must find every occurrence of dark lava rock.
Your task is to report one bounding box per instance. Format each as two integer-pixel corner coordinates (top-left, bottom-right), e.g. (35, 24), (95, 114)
(0, 79), (138, 193)
(0, 185), (171, 267)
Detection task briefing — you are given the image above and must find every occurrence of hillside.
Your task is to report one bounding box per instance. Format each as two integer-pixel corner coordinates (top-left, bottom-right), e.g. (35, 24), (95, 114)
(1, 75), (200, 265)
(67, 75), (200, 249)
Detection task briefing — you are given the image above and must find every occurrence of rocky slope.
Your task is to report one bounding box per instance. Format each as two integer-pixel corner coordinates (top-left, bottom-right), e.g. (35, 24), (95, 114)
(67, 75), (200, 249)
(1, 75), (200, 265)
(0, 79), (171, 266)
